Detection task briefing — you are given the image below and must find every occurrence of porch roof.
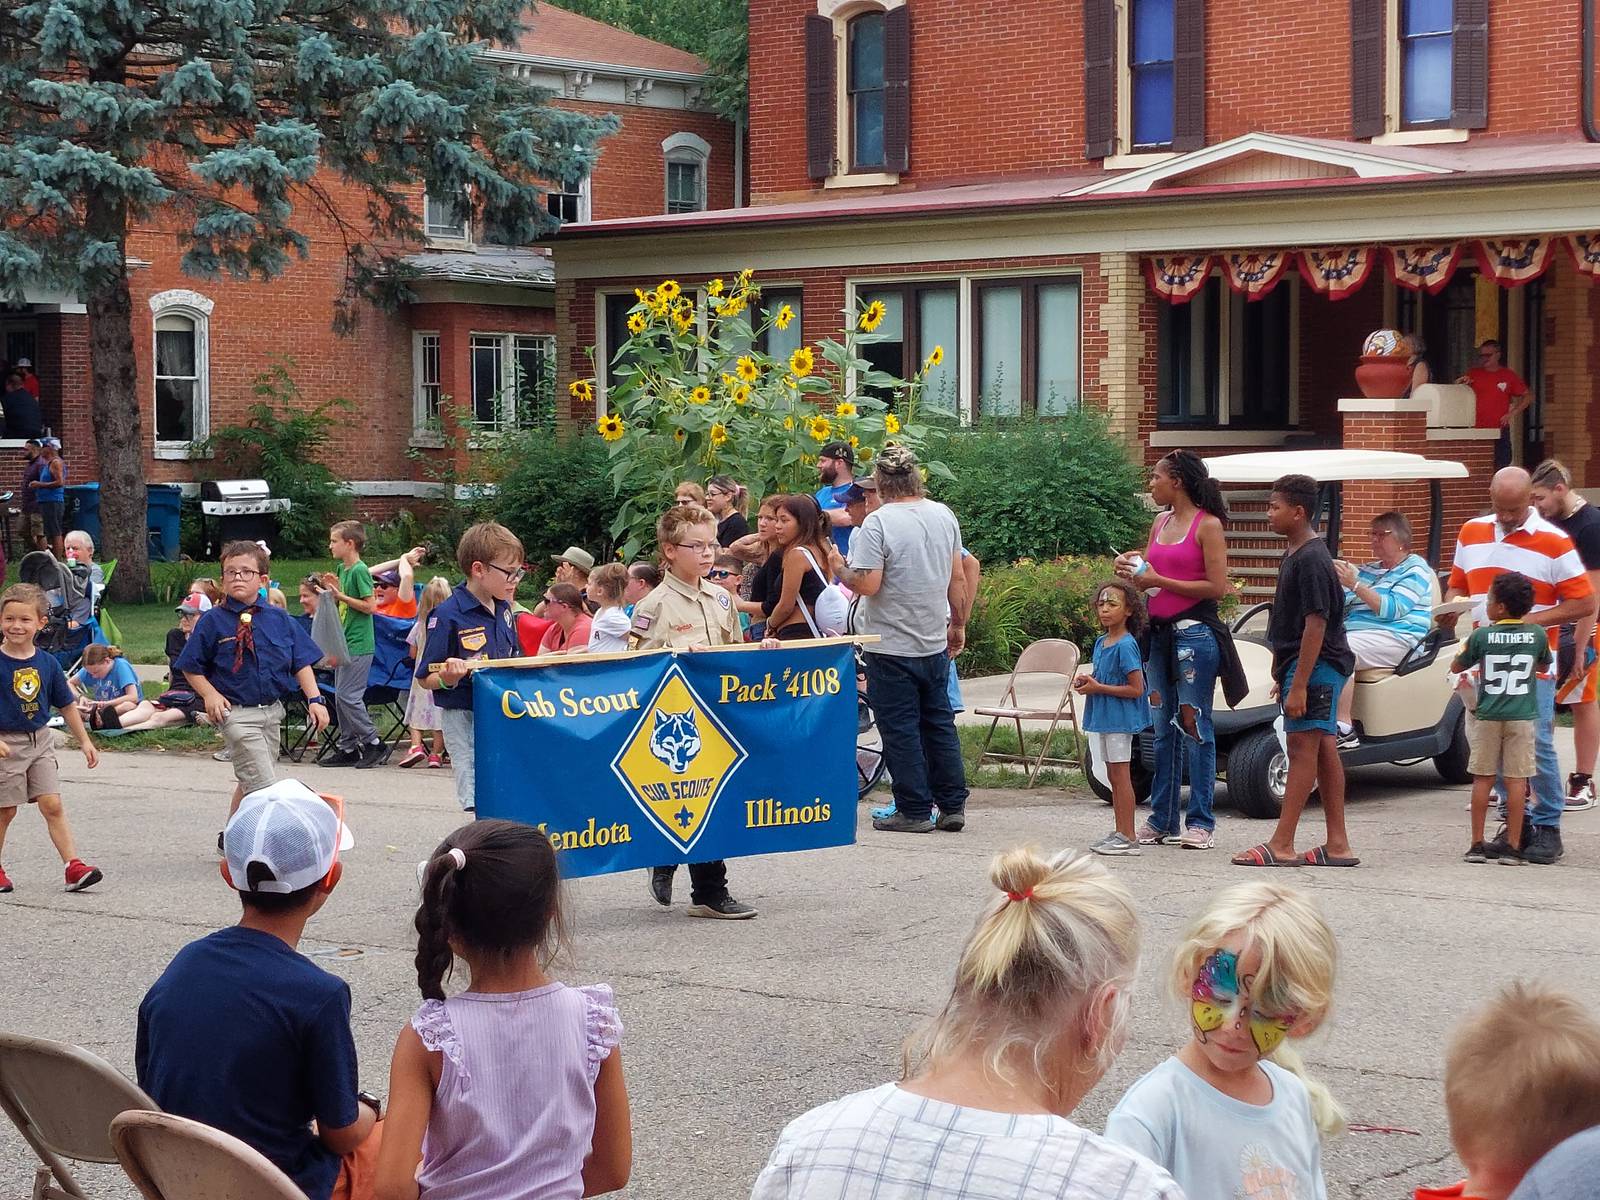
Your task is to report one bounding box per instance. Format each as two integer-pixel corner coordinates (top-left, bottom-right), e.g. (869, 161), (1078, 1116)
(399, 246), (554, 288)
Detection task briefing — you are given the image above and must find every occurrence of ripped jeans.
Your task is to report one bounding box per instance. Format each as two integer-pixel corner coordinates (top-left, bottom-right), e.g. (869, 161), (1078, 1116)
(1146, 622), (1220, 834)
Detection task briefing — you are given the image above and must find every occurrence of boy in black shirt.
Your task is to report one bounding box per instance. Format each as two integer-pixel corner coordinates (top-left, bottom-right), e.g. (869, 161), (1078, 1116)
(1234, 474), (1359, 869)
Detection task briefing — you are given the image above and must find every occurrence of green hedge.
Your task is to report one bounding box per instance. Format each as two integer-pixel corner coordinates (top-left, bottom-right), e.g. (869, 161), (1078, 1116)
(492, 433), (615, 573)
(963, 555), (1120, 676)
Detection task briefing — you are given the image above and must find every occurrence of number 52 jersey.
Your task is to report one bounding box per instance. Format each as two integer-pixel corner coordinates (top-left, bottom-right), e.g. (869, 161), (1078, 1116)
(1453, 620), (1552, 721)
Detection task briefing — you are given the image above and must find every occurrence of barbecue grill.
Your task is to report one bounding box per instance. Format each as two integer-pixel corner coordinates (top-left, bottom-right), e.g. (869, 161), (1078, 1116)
(200, 479), (291, 557)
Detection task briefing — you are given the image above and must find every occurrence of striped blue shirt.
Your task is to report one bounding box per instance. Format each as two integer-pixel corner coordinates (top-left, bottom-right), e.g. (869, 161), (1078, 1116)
(1343, 553), (1435, 646)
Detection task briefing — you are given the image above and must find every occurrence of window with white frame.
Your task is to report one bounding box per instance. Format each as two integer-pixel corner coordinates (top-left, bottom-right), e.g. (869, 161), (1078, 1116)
(412, 332), (442, 437)
(149, 290), (212, 450)
(424, 189), (469, 242)
(1398, 0), (1452, 127)
(546, 175), (591, 225)
(469, 333), (556, 431)
(1156, 274), (1295, 428)
(661, 133), (710, 215)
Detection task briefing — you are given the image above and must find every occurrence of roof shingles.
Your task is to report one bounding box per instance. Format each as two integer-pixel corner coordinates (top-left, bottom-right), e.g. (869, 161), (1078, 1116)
(508, 5), (707, 76)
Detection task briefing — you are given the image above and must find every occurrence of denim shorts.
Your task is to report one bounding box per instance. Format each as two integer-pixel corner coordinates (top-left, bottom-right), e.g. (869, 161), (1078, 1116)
(1279, 658), (1348, 735)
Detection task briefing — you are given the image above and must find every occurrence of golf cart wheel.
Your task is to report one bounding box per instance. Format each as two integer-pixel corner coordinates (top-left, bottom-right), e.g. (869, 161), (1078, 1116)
(1084, 734), (1154, 806)
(1433, 707), (1471, 785)
(1228, 727), (1286, 820)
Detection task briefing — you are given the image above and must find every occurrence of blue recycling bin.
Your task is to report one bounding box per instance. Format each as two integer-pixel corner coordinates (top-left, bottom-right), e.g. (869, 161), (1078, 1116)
(63, 482), (101, 549)
(146, 484), (183, 562)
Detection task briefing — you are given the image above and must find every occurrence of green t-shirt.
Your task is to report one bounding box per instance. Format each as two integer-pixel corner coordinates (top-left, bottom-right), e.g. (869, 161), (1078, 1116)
(337, 560), (375, 656)
(1453, 620), (1551, 721)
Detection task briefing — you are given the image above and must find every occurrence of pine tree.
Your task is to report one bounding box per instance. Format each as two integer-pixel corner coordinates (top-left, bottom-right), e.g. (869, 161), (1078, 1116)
(0, 0), (616, 597)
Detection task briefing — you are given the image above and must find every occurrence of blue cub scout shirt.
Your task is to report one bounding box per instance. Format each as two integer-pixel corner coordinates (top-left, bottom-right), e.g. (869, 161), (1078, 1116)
(172, 599), (323, 706)
(416, 583), (519, 711)
(0, 648), (74, 731)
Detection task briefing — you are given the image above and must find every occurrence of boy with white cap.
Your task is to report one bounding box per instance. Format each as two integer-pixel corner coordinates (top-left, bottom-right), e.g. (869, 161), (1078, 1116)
(136, 780), (382, 1200)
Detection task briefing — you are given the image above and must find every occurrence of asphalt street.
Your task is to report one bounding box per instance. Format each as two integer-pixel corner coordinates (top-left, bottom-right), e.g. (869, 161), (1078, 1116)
(6, 741), (1599, 1199)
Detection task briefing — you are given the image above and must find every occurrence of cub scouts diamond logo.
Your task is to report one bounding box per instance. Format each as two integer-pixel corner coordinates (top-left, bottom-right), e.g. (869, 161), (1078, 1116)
(612, 665), (746, 854)
(12, 667), (40, 703)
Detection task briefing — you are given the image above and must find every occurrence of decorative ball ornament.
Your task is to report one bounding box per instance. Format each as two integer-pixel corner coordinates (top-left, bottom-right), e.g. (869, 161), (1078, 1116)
(1354, 328), (1414, 398)
(1360, 329), (1406, 359)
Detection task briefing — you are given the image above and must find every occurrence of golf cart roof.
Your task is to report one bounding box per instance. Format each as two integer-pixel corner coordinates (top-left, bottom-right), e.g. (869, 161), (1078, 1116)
(1202, 449), (1469, 485)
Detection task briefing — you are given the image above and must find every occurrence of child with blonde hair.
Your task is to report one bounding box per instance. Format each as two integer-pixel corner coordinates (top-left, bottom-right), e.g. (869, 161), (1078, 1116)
(1106, 879), (1341, 1198)
(398, 576), (452, 769)
(752, 848), (1181, 1199)
(584, 563), (630, 654)
(1414, 982), (1600, 1200)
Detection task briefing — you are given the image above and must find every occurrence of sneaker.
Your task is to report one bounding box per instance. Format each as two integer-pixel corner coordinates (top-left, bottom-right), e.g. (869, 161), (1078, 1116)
(1565, 774), (1596, 812)
(321, 747), (362, 767)
(212, 748), (233, 763)
(1135, 819), (1180, 846)
(1091, 831), (1141, 856)
(872, 812), (936, 833)
(397, 746), (427, 769)
(1485, 838), (1522, 864)
(935, 810), (966, 833)
(1464, 841), (1490, 863)
(0, 864), (12, 893)
(1524, 826), (1563, 866)
(427, 754), (443, 768)
(1335, 729), (1361, 751)
(1181, 827), (1216, 850)
(687, 896), (758, 919)
(354, 742), (388, 770)
(64, 859), (102, 892)
(647, 866), (675, 907)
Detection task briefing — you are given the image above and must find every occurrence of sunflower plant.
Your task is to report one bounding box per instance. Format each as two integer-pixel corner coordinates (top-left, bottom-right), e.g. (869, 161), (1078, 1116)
(574, 271), (951, 560)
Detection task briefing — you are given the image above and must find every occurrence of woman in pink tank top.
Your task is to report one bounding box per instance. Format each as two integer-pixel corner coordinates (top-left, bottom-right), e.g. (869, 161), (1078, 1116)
(1115, 451), (1237, 850)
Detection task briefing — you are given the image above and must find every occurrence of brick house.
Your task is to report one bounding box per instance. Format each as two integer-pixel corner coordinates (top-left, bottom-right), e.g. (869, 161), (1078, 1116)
(550, 0), (1600, 573)
(0, 6), (736, 522)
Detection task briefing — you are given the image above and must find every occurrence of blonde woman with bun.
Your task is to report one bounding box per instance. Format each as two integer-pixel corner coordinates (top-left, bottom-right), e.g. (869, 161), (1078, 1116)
(1106, 880), (1342, 1199)
(749, 848), (1181, 1200)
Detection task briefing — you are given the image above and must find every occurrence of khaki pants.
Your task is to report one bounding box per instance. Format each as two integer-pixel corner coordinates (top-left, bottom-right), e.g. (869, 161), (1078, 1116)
(222, 703), (283, 795)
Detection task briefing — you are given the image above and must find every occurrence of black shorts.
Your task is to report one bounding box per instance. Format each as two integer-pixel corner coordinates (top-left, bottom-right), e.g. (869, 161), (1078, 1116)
(39, 501), (63, 539)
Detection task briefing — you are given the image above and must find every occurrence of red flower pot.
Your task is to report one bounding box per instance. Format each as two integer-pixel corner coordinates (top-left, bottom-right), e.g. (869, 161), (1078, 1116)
(1354, 356), (1412, 399)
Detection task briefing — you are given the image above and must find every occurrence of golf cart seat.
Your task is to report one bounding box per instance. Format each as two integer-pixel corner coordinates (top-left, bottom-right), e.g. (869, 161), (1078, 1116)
(1351, 570), (1446, 683)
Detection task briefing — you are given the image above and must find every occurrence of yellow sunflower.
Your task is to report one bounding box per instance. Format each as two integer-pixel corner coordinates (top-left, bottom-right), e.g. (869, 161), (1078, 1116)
(849, 434), (860, 449)
(774, 304), (794, 331)
(647, 290), (668, 316)
(627, 312), (648, 336)
(884, 413), (901, 435)
(735, 356), (760, 383)
(690, 386), (711, 405)
(672, 308), (693, 333)
(733, 384), (751, 405)
(789, 346), (815, 377)
(721, 372), (737, 388)
(859, 445), (874, 462)
(737, 267), (754, 287)
(710, 422), (729, 447)
(568, 379), (595, 403)
(783, 416), (795, 431)
(633, 287), (647, 303)
(835, 401), (857, 418)
(596, 413), (625, 441)
(673, 428), (686, 443)
(658, 279), (682, 301)
(926, 344), (944, 368)
(858, 299), (887, 332)
(716, 295), (746, 319)
(808, 415), (832, 443)
(708, 277), (724, 298)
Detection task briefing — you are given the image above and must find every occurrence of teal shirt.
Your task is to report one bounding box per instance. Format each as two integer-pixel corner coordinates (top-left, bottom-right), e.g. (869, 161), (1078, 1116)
(1452, 620), (1551, 721)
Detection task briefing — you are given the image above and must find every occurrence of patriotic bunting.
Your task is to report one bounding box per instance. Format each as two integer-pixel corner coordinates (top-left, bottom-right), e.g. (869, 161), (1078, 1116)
(1296, 246), (1376, 301)
(1475, 237), (1555, 287)
(1143, 255), (1214, 303)
(1566, 233), (1600, 281)
(1220, 250), (1292, 300)
(1386, 243), (1462, 294)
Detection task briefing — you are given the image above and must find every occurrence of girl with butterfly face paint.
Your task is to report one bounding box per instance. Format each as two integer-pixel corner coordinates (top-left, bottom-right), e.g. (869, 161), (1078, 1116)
(1105, 881), (1343, 1200)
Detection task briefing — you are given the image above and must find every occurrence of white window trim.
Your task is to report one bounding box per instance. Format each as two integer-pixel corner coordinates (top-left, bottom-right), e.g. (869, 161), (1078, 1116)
(1110, 0), (1179, 159)
(468, 331), (556, 435)
(1382, 0), (1465, 138)
(149, 289), (213, 459)
(411, 331), (445, 448)
(549, 175), (593, 225)
(821, 0), (904, 186)
(662, 132), (711, 214)
(423, 188), (473, 247)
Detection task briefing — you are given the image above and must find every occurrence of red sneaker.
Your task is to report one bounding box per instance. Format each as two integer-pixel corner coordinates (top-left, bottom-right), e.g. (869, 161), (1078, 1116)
(0, 864), (12, 893)
(397, 746), (427, 769)
(64, 859), (102, 892)
(427, 754), (443, 769)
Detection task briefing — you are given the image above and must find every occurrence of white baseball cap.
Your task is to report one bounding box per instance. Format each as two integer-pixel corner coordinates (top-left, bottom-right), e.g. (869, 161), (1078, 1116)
(224, 780), (354, 894)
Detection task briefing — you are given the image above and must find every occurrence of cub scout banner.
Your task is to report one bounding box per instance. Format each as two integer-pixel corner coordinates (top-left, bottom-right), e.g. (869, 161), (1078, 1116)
(473, 642), (858, 877)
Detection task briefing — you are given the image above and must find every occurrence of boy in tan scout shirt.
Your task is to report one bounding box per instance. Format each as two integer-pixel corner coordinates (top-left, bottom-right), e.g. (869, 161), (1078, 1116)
(631, 503), (759, 919)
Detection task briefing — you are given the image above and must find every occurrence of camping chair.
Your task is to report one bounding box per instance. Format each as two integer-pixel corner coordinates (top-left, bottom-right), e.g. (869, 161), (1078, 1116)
(972, 639), (1084, 786)
(304, 615), (414, 765)
(0, 1030), (159, 1200)
(109, 1111), (303, 1200)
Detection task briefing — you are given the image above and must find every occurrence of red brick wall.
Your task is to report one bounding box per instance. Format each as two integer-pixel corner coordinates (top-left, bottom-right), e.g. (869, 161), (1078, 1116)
(566, 101), (737, 219)
(748, 0), (1598, 202)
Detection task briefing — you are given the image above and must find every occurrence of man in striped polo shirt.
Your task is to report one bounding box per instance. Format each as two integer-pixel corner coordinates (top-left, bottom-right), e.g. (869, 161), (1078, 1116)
(1445, 467), (1597, 865)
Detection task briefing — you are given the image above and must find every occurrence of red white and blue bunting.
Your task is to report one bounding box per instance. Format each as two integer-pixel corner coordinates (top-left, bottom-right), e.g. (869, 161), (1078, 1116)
(1475, 237), (1555, 287)
(1386, 243), (1463, 294)
(1221, 250), (1292, 300)
(1143, 254), (1214, 303)
(1296, 246), (1376, 301)
(1563, 233), (1600, 281)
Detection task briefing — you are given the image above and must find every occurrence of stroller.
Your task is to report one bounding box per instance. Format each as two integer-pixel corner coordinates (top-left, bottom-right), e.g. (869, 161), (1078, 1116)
(18, 550), (94, 669)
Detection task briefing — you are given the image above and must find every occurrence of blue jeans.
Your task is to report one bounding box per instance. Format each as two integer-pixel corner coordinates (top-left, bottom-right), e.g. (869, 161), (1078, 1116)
(1497, 675), (1564, 829)
(1147, 624), (1219, 834)
(864, 651), (968, 821)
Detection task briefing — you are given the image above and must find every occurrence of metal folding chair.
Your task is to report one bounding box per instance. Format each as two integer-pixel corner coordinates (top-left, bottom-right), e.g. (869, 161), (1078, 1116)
(110, 1111), (304, 1200)
(972, 638), (1084, 786)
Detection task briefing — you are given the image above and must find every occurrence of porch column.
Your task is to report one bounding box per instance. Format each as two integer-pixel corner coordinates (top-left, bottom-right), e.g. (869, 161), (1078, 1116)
(1096, 252), (1144, 444)
(1541, 258), (1598, 487)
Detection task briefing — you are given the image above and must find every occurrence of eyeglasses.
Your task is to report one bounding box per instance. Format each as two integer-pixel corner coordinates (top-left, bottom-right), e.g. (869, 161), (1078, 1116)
(673, 541), (713, 554)
(223, 568), (261, 580)
(705, 489), (728, 500)
(486, 562), (528, 583)
(708, 568), (734, 580)
(675, 497), (699, 506)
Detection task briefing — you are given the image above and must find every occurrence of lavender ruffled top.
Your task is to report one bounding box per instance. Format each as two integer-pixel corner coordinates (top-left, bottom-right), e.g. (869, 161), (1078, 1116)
(412, 982), (622, 1200)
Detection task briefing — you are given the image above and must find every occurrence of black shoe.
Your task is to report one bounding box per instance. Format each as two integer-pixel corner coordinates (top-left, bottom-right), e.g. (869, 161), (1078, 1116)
(687, 896), (758, 919)
(216, 830), (224, 854)
(1484, 837), (1521, 863)
(1335, 729), (1361, 751)
(873, 812), (936, 833)
(935, 810), (966, 832)
(648, 866), (675, 907)
(1464, 841), (1489, 863)
(1524, 825), (1563, 865)
(321, 748), (362, 767)
(354, 742), (387, 769)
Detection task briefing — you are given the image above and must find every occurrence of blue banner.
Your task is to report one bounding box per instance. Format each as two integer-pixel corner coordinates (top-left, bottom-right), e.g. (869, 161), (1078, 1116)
(472, 642), (859, 877)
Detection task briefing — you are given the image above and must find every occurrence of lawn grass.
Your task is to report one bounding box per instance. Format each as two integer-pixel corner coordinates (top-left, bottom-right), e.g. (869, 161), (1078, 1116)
(956, 724), (1090, 790)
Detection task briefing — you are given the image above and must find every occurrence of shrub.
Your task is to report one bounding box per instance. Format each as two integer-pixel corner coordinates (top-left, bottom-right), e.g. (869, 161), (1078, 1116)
(931, 414), (1149, 566)
(493, 431), (615, 567)
(962, 556), (1118, 675)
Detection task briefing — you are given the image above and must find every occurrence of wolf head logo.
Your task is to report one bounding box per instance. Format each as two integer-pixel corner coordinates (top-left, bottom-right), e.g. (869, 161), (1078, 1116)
(648, 709), (701, 774)
(12, 667), (40, 703)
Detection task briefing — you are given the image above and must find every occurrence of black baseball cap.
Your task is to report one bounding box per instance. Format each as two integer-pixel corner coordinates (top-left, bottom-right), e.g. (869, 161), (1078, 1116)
(820, 441), (855, 466)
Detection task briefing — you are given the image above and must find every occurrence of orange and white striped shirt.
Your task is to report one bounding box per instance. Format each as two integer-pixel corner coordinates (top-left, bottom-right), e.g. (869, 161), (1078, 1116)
(1448, 508), (1593, 657)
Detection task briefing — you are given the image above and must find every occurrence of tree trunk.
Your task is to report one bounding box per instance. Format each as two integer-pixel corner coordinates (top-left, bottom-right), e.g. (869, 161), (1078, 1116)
(84, 191), (150, 602)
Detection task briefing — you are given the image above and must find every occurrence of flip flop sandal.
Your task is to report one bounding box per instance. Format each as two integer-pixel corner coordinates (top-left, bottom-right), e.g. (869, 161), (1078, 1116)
(1302, 845), (1361, 867)
(1231, 843), (1302, 867)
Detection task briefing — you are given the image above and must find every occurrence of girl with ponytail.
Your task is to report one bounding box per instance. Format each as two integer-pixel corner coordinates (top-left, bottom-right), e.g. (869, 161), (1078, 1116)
(751, 848), (1182, 1200)
(1106, 879), (1342, 1198)
(374, 820), (631, 1200)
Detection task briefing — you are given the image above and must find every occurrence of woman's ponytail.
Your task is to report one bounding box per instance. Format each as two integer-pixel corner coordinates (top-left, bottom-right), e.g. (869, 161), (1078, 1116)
(1160, 450), (1230, 523)
(414, 848), (463, 1001)
(1270, 1043), (1347, 1135)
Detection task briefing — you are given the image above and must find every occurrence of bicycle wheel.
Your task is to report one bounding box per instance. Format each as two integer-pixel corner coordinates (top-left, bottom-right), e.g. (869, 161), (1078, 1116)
(857, 695), (886, 797)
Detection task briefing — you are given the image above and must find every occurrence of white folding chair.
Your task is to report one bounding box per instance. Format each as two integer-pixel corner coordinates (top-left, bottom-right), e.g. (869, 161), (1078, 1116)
(110, 1110), (305, 1200)
(972, 639), (1084, 785)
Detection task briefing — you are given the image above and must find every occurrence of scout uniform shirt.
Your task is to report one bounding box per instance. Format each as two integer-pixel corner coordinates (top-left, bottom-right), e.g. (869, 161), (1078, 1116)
(629, 572), (742, 650)
(415, 583), (519, 710)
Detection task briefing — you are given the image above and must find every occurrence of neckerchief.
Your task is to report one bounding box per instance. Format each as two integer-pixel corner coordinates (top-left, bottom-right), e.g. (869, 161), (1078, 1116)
(232, 606), (258, 672)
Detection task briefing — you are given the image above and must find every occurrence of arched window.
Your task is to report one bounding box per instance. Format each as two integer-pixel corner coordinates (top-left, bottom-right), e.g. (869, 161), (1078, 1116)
(149, 290), (212, 451)
(662, 132), (711, 214)
(846, 11), (887, 170)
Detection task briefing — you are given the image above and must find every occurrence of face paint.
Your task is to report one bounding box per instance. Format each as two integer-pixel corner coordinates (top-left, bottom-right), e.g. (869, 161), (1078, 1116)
(1249, 1011), (1296, 1057)
(1190, 948), (1299, 1057)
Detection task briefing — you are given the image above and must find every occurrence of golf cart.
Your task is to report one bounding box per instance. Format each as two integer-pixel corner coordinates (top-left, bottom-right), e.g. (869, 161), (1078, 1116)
(1085, 449), (1473, 818)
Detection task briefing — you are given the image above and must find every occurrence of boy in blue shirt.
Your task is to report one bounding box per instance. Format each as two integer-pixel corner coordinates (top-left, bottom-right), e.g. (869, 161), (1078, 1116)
(416, 522), (524, 813)
(176, 541), (329, 821)
(0, 582), (102, 894)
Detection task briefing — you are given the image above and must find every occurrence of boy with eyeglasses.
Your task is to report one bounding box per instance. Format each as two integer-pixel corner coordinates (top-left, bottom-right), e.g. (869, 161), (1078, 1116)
(417, 522), (525, 814)
(176, 541), (329, 822)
